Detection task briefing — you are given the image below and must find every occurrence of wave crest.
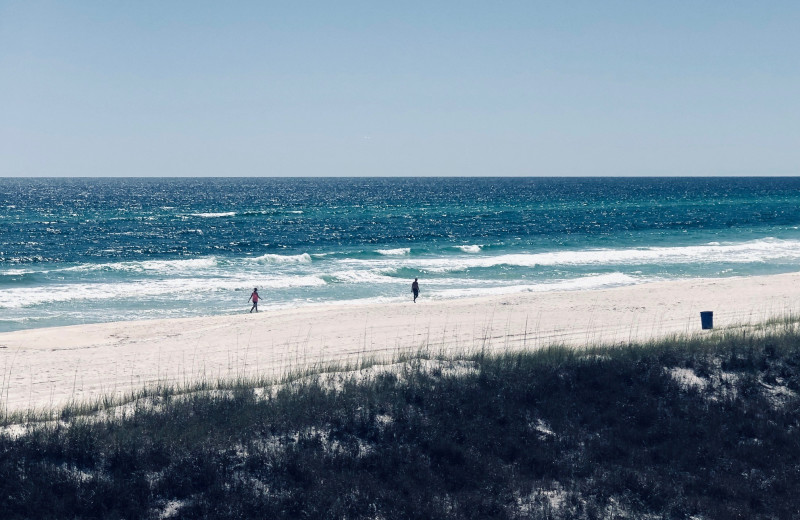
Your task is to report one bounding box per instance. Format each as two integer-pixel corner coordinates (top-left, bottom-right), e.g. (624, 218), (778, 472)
(454, 245), (482, 253)
(254, 253), (312, 264)
(376, 248), (410, 256)
(190, 212), (236, 218)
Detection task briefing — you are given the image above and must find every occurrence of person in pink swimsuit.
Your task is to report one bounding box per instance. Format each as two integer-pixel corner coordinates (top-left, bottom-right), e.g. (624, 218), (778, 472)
(248, 288), (260, 313)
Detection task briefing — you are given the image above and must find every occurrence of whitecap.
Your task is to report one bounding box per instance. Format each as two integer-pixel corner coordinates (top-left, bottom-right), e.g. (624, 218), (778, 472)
(1, 269), (35, 276)
(254, 253), (312, 264)
(189, 212), (236, 218)
(376, 248), (411, 256)
(454, 245), (482, 253)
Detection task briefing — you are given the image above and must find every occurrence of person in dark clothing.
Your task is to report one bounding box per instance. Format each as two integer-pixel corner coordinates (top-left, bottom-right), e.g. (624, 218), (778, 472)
(248, 288), (260, 313)
(411, 278), (420, 303)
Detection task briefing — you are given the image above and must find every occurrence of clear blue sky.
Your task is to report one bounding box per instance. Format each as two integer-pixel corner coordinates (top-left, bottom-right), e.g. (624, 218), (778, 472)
(1, 1), (798, 176)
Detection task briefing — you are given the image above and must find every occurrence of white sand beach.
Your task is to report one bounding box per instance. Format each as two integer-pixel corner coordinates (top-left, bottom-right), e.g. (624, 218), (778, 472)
(2, 272), (800, 415)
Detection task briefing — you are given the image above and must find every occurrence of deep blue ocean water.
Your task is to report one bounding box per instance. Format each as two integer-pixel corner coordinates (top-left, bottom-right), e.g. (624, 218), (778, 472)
(3, 177), (800, 332)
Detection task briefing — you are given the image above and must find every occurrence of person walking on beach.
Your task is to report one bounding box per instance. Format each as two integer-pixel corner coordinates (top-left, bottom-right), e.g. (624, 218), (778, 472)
(411, 278), (420, 303)
(248, 288), (260, 313)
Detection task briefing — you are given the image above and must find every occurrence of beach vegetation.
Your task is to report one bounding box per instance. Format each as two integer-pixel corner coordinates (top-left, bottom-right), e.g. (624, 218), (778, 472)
(2, 324), (800, 518)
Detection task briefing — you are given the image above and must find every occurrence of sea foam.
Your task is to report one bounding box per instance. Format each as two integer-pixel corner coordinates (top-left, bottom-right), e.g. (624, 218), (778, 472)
(406, 238), (800, 273)
(0, 275), (327, 309)
(60, 257), (219, 274)
(433, 273), (640, 298)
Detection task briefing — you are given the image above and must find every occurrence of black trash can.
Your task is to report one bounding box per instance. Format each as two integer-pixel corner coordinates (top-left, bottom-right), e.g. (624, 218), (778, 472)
(700, 311), (713, 330)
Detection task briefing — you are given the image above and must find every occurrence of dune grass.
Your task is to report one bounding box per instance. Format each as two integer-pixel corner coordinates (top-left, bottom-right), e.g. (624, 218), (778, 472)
(2, 323), (800, 519)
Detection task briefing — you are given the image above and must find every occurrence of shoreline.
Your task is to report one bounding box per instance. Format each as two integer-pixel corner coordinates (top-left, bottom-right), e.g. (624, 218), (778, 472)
(2, 271), (800, 414)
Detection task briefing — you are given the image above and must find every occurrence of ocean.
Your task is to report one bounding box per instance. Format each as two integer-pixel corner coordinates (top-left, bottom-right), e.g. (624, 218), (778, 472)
(2, 177), (800, 333)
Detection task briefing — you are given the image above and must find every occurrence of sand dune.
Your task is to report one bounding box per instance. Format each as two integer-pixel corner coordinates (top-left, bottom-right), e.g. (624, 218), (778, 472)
(2, 272), (799, 414)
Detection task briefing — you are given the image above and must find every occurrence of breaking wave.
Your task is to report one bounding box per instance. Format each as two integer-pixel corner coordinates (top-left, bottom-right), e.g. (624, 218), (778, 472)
(189, 212), (236, 218)
(375, 248), (411, 256)
(253, 253), (313, 264)
(454, 245), (482, 253)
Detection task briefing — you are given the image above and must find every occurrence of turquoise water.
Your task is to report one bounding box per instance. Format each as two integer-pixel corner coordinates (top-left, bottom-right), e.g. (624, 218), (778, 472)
(3, 177), (800, 332)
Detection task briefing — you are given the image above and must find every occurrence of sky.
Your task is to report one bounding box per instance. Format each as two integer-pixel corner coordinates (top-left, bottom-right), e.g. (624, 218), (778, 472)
(1, 1), (798, 177)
